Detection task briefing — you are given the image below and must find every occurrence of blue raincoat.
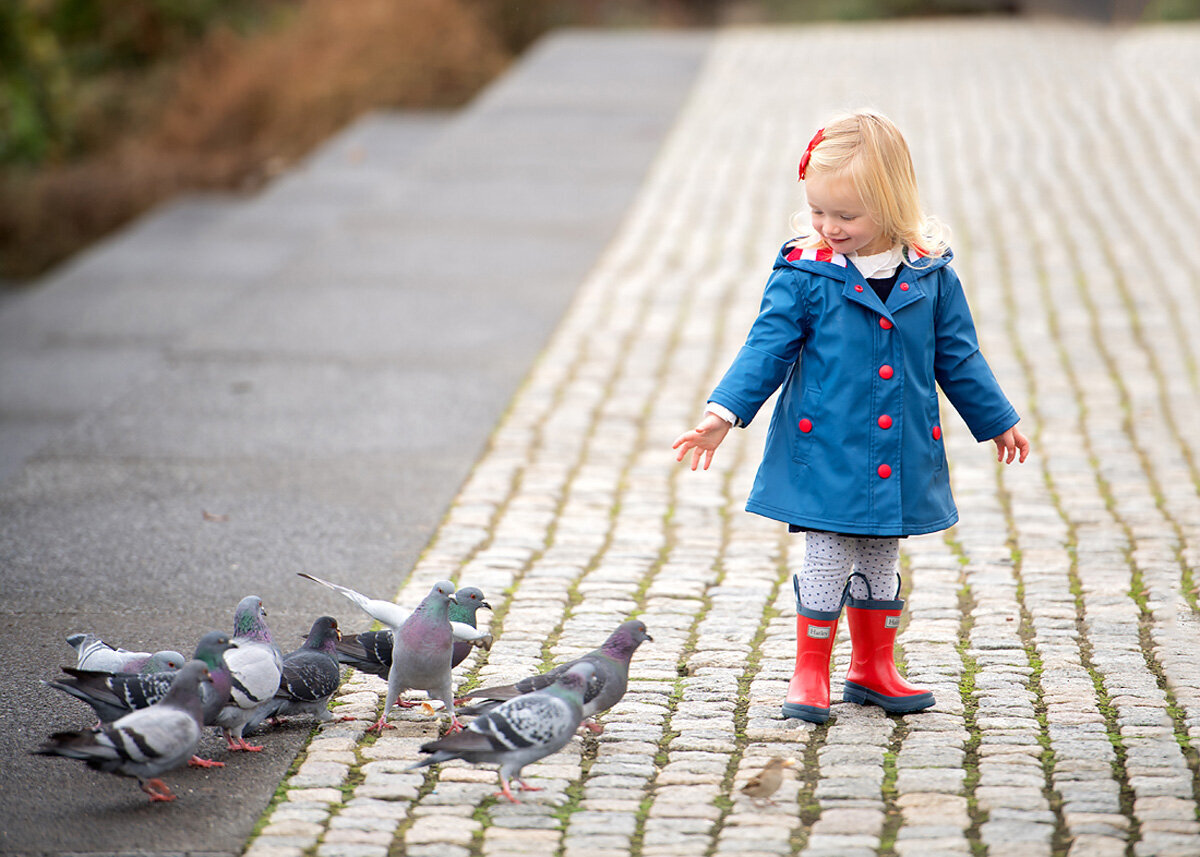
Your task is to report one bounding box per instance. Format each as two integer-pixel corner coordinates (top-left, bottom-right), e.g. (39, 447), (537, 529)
(710, 242), (1018, 537)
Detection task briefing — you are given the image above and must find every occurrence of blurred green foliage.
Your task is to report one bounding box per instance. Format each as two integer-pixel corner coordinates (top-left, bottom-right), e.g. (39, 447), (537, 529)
(0, 0), (278, 166)
(1142, 0), (1200, 17)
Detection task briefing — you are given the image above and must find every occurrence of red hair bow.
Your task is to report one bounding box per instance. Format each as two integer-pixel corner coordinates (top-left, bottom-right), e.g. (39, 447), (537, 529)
(797, 128), (825, 181)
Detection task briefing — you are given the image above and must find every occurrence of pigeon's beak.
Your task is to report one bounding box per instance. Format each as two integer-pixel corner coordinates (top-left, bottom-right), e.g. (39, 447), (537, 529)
(482, 601), (492, 611)
(336, 628), (342, 641)
(782, 759), (797, 768)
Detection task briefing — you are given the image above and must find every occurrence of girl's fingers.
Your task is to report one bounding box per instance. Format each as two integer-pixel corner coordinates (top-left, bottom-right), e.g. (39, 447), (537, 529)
(672, 428), (706, 450)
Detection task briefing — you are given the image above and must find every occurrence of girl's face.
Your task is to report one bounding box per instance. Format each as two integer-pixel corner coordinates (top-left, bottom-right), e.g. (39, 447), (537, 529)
(805, 173), (892, 256)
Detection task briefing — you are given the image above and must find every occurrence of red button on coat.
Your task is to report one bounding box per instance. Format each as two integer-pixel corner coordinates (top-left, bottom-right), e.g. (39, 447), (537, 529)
(878, 464), (892, 478)
(878, 414), (892, 429)
(798, 418), (812, 433)
(879, 318), (893, 329)
(855, 284), (864, 292)
(932, 426), (942, 440)
(899, 282), (910, 291)
(879, 365), (894, 380)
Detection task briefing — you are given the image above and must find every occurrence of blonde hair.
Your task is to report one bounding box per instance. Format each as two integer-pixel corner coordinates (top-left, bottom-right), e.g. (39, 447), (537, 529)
(790, 109), (949, 261)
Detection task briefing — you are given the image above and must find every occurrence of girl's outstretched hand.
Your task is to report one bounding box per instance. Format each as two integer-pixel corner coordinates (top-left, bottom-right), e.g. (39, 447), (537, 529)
(992, 425), (1031, 464)
(673, 413), (733, 471)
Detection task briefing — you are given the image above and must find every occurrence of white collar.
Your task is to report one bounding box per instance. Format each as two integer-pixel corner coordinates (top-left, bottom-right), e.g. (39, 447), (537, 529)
(851, 245), (903, 280)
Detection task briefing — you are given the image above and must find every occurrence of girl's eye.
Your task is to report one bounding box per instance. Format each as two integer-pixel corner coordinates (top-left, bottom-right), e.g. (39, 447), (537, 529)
(841, 215), (857, 222)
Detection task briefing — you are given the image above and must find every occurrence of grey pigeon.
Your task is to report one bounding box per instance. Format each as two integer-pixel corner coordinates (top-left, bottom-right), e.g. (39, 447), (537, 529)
(67, 633), (186, 674)
(47, 632), (236, 724)
(245, 616), (344, 733)
(371, 580), (460, 734)
(34, 659), (210, 802)
(457, 619), (651, 731)
(47, 632), (238, 768)
(335, 586), (492, 682)
(410, 662), (593, 803)
(217, 595), (283, 751)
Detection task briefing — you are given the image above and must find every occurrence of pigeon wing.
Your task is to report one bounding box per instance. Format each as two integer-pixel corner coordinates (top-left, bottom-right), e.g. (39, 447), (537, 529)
(335, 632), (391, 677)
(47, 669), (175, 722)
(278, 651), (341, 703)
(224, 642), (283, 709)
(297, 572), (411, 627)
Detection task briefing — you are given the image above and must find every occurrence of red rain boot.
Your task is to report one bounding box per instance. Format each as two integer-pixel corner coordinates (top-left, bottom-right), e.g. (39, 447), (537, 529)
(781, 605), (841, 723)
(842, 597), (934, 713)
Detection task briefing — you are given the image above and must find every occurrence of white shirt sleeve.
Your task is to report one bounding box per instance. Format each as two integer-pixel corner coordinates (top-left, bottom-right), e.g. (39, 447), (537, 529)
(705, 402), (740, 427)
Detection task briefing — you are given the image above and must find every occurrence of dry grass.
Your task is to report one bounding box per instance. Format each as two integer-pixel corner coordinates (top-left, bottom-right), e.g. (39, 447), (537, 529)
(0, 0), (509, 280)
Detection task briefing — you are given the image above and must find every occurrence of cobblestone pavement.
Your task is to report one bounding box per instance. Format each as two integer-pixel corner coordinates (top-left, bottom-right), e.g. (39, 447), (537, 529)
(245, 22), (1200, 857)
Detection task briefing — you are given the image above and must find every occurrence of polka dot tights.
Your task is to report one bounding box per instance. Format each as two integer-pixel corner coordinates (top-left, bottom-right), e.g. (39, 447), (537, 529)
(797, 531), (899, 612)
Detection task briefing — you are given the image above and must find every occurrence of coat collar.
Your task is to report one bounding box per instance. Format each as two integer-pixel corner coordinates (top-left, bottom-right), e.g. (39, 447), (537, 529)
(779, 241), (953, 320)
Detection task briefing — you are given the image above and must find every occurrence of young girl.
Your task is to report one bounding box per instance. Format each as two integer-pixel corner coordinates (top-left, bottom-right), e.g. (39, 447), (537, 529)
(673, 109), (1029, 723)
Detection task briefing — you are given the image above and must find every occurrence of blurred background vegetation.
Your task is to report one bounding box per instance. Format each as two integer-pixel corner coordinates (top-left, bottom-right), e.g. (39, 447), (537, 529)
(1, 0), (1196, 281)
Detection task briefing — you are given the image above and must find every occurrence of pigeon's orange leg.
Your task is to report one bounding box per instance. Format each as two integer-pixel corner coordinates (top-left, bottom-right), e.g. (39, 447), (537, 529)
(141, 778), (177, 802)
(368, 716), (396, 734)
(225, 735), (264, 752)
(189, 755), (225, 768)
(494, 777), (520, 803)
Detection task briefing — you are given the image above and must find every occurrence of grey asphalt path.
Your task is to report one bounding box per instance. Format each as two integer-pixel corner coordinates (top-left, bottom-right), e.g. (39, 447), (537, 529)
(0, 30), (711, 856)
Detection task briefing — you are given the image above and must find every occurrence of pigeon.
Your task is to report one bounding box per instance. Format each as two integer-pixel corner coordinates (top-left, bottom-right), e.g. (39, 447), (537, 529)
(46, 632), (238, 768)
(334, 586), (492, 681)
(362, 580), (461, 734)
(66, 633), (186, 674)
(46, 631), (237, 725)
(740, 757), (796, 806)
(34, 659), (210, 802)
(457, 619), (651, 732)
(410, 662), (593, 803)
(297, 572), (493, 646)
(245, 616), (344, 733)
(216, 595), (284, 751)
(448, 587), (491, 666)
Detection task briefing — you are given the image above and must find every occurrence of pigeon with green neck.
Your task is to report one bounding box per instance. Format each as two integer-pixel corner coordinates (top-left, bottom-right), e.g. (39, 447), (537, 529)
(333, 587), (491, 698)
(217, 596), (283, 751)
(363, 580), (462, 734)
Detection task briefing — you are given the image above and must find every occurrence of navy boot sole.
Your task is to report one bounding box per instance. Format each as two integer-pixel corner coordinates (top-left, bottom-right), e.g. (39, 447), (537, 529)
(843, 681), (934, 713)
(781, 701), (830, 723)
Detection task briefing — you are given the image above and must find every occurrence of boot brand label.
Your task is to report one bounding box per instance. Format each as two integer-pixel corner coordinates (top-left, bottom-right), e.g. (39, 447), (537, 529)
(885, 616), (901, 629)
(807, 626), (832, 639)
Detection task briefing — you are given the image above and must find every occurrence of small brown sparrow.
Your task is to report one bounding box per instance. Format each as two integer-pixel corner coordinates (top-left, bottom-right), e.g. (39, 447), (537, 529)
(740, 756), (796, 806)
